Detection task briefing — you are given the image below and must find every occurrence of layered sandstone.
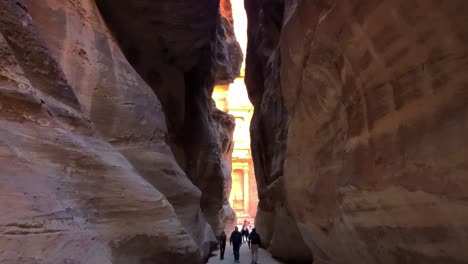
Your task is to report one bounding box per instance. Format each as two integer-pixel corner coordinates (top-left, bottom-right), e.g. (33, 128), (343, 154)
(0, 0), (240, 262)
(245, 0), (313, 262)
(96, 0), (241, 236)
(246, 0), (468, 263)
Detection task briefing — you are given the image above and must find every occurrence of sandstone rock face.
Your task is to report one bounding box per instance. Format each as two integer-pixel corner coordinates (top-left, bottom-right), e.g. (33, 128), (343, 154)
(216, 0), (243, 85)
(245, 0), (313, 262)
(246, 0), (468, 263)
(96, 0), (242, 236)
(0, 0), (240, 262)
(212, 107), (237, 233)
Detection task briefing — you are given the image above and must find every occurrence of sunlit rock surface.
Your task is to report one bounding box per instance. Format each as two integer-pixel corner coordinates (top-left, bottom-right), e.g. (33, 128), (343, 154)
(0, 0), (241, 262)
(246, 0), (468, 263)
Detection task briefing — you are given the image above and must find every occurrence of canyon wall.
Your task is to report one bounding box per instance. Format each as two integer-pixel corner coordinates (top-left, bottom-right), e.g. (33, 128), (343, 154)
(212, 107), (237, 233)
(0, 0), (240, 263)
(95, 0), (241, 236)
(246, 0), (468, 263)
(245, 0), (313, 261)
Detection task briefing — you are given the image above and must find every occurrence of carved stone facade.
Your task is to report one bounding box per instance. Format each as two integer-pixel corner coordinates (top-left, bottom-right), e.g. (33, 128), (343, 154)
(213, 79), (258, 225)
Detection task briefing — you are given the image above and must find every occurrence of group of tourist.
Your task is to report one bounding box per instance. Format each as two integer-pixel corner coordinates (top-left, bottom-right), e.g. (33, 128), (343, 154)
(218, 220), (262, 264)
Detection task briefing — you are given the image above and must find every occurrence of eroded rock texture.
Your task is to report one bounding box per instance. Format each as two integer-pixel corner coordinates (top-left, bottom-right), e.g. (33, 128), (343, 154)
(246, 0), (468, 263)
(96, 0), (242, 236)
(245, 0), (313, 262)
(212, 107), (237, 233)
(0, 0), (240, 262)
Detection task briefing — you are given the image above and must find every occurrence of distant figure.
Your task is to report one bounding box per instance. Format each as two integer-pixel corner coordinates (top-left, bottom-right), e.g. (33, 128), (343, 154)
(230, 226), (242, 263)
(218, 231), (227, 260)
(248, 228), (262, 264)
(241, 225), (250, 243)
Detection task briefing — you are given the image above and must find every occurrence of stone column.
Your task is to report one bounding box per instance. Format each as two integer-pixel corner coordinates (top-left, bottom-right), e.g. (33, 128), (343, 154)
(243, 165), (249, 215)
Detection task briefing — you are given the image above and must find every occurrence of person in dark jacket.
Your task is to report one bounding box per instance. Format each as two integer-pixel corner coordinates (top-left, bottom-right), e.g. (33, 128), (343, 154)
(218, 231), (227, 260)
(230, 226), (242, 263)
(248, 228), (261, 264)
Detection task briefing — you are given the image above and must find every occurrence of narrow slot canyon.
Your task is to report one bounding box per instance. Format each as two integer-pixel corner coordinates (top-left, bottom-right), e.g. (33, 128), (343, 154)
(0, 1), (467, 264)
(213, 0), (258, 227)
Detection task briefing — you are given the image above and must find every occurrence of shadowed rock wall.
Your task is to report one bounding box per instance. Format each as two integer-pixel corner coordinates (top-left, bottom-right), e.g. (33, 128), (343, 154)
(95, 0), (242, 236)
(0, 0), (241, 262)
(245, 0), (313, 262)
(212, 107), (237, 233)
(245, 0), (468, 263)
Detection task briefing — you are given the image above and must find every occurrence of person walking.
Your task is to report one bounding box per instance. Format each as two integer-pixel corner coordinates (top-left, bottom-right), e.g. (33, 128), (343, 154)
(218, 231), (227, 260)
(229, 227), (242, 263)
(242, 225), (250, 243)
(248, 228), (261, 264)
